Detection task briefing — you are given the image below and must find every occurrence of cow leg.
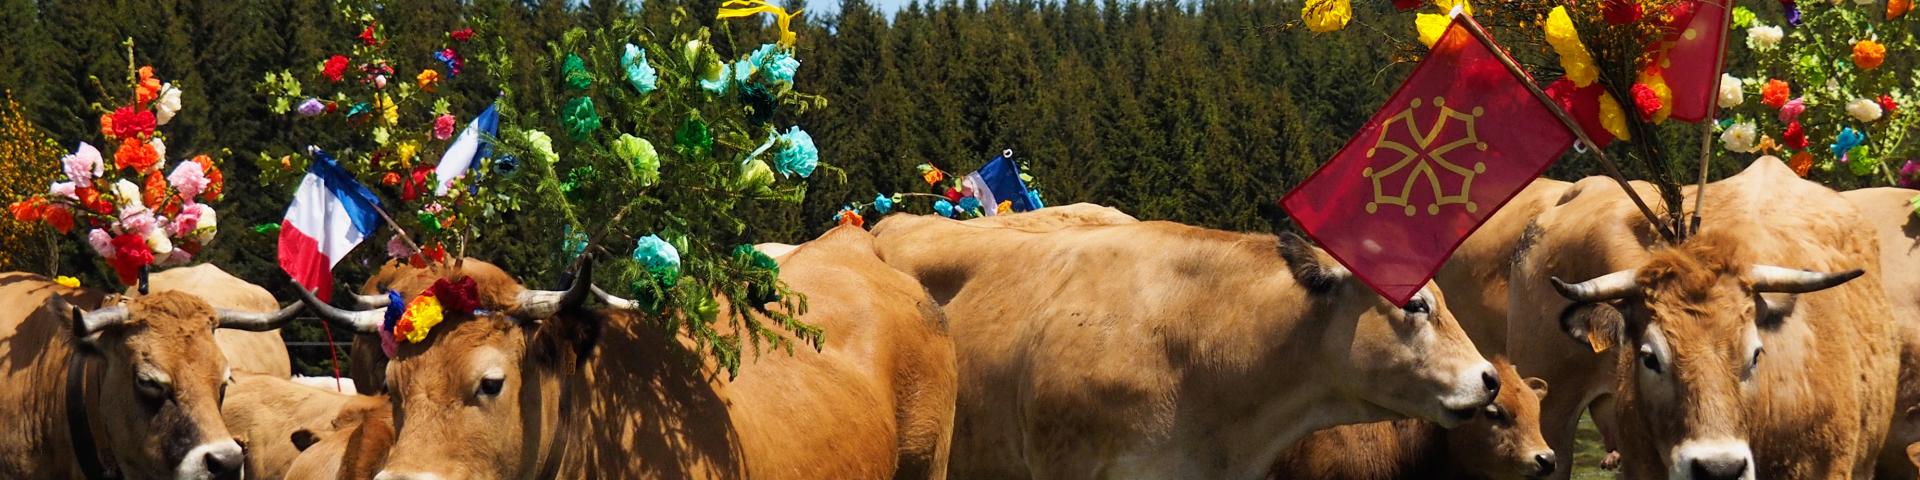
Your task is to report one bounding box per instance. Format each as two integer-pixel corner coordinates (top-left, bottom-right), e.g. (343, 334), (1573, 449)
(1590, 395), (1621, 470)
(1538, 383), (1600, 480)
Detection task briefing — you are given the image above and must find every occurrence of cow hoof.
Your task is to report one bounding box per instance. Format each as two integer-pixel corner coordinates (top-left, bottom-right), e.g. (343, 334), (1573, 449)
(1601, 450), (1620, 471)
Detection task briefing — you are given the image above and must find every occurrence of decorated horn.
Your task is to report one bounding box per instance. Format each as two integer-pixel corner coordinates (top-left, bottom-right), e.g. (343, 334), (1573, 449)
(590, 284), (639, 311)
(1549, 269), (1642, 303)
(216, 302), (306, 332)
(292, 287), (386, 334)
(350, 293), (392, 309)
(512, 256), (593, 320)
(1749, 265), (1864, 294)
(52, 294), (132, 338)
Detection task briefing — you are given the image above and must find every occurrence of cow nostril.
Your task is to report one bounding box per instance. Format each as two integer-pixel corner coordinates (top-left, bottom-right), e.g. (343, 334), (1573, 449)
(1533, 452), (1556, 476)
(1481, 369), (1501, 396)
(1689, 457), (1748, 480)
(204, 449), (241, 476)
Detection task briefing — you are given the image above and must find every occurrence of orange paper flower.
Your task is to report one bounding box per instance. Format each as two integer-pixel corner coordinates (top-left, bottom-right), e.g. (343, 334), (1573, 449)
(136, 66), (162, 107)
(192, 155), (224, 201)
(1761, 79), (1791, 109)
(1790, 151), (1813, 177)
(1893, 0), (1912, 19)
(98, 113), (115, 140)
(1853, 40), (1886, 70)
(114, 139), (159, 172)
(416, 69), (441, 93)
(142, 173), (169, 210)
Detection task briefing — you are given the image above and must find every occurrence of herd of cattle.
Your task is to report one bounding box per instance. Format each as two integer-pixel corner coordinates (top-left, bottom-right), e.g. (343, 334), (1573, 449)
(1, 156), (1917, 479)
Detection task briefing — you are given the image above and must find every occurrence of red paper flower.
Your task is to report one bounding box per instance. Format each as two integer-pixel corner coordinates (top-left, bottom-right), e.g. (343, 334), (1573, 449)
(323, 55), (351, 83)
(359, 24), (378, 46)
(109, 233), (154, 285)
(450, 28), (474, 42)
(76, 187), (111, 215)
(109, 106), (156, 141)
(1783, 121), (1808, 149)
(943, 187), (963, 203)
(430, 277), (481, 314)
(402, 165), (434, 202)
(43, 206), (73, 234)
(1761, 79), (1791, 109)
(1631, 84), (1663, 122)
(1880, 95), (1898, 116)
(9, 198), (44, 222)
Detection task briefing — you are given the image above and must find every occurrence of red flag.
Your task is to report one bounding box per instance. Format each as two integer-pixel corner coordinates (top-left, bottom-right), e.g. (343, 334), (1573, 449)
(1280, 15), (1575, 304)
(1659, 0), (1732, 122)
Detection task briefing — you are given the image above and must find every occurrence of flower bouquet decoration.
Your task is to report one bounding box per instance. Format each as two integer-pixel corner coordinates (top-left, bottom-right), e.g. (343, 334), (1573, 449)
(8, 41), (226, 288)
(831, 149), (1048, 227)
(514, 3), (828, 374)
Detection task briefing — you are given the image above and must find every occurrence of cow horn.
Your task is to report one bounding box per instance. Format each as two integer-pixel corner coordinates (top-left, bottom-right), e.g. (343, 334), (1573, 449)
(512, 256), (593, 320)
(51, 295), (131, 338)
(1549, 269), (1641, 303)
(350, 293), (392, 309)
(590, 284), (640, 311)
(292, 287), (386, 334)
(1749, 265), (1864, 294)
(216, 302), (306, 332)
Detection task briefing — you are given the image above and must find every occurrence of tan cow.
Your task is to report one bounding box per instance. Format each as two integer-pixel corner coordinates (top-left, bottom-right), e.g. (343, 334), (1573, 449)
(1510, 158), (1894, 479)
(1435, 179), (1574, 357)
(869, 213), (1499, 479)
(298, 226), (958, 479)
(1269, 358), (1555, 480)
(0, 272), (302, 479)
(142, 264), (294, 377)
(1841, 187), (1920, 479)
(222, 372), (371, 479)
(285, 394), (395, 480)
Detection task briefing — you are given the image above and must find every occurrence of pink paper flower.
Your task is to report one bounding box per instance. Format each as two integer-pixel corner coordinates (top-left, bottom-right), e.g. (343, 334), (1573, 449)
(119, 206), (158, 235)
(1779, 98), (1806, 123)
(168, 161), (209, 202)
(49, 181), (77, 199)
(63, 142), (104, 184)
(386, 234), (417, 259)
(433, 114), (457, 140)
(87, 229), (115, 258)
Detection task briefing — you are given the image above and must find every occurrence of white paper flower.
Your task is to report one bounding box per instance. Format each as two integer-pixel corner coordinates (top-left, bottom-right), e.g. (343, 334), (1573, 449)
(111, 179), (143, 209)
(1847, 97), (1884, 122)
(1721, 122), (1759, 153)
(148, 137), (167, 163)
(1717, 74), (1745, 109)
(155, 83), (182, 125)
(1746, 23), (1783, 51)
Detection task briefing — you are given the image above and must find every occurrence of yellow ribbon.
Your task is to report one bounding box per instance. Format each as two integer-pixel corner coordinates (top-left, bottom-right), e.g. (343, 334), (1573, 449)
(718, 0), (804, 47)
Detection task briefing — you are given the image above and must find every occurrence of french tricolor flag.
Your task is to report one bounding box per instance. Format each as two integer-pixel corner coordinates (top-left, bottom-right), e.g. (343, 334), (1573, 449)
(959, 152), (1042, 216)
(279, 147), (383, 301)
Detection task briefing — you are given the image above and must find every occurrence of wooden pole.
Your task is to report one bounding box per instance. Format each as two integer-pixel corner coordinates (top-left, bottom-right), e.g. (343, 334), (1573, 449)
(1455, 14), (1679, 243)
(1689, 0), (1735, 238)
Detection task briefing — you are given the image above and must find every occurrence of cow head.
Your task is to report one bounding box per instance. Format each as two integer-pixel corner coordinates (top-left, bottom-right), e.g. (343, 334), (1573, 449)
(1278, 233), (1499, 428)
(297, 259), (595, 480)
(1447, 358), (1555, 479)
(52, 289), (303, 480)
(1551, 241), (1861, 480)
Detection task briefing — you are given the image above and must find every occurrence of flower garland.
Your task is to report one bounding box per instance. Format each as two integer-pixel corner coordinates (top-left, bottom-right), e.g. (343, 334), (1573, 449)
(831, 149), (1047, 227)
(8, 41), (226, 286)
(376, 277), (482, 356)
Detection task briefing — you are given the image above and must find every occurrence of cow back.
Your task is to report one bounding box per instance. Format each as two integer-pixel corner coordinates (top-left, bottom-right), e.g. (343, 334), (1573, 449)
(141, 264), (293, 377)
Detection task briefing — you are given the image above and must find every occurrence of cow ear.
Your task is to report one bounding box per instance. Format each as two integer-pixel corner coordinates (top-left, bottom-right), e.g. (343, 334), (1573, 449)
(532, 309), (604, 368)
(1756, 293), (1796, 331)
(290, 429), (321, 452)
(1557, 302), (1624, 353)
(1525, 377), (1549, 398)
(1278, 233), (1348, 294)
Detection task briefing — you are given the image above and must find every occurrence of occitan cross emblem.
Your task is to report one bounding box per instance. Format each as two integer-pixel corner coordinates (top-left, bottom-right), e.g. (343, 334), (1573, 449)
(1363, 96), (1489, 216)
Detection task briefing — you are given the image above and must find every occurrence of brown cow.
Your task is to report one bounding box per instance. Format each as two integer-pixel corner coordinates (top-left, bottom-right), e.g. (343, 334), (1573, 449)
(1435, 179), (1573, 357)
(284, 394), (395, 480)
(142, 264), (294, 377)
(869, 213), (1499, 479)
(298, 226), (958, 479)
(221, 372), (372, 479)
(1841, 187), (1920, 479)
(1511, 158), (1895, 479)
(0, 272), (302, 479)
(1269, 358), (1555, 480)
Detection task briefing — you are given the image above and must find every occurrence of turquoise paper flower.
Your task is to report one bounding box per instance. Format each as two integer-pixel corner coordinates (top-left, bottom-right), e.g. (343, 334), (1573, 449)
(751, 44), (800, 83)
(774, 126), (818, 178)
(622, 43), (657, 94)
(934, 199), (955, 218)
(873, 194), (893, 214)
(632, 234), (682, 284)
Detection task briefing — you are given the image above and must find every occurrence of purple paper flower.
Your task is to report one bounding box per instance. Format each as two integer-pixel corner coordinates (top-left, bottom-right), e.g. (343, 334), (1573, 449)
(297, 98), (326, 117)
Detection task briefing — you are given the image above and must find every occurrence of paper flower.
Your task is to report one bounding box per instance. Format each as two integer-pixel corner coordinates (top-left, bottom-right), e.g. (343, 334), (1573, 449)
(1790, 151), (1814, 177)
(835, 206), (865, 227)
(1784, 3), (1802, 25)
(1759, 79), (1790, 109)
(934, 199), (955, 218)
(700, 61), (731, 94)
(1779, 98), (1805, 122)
(1301, 0), (1352, 33)
(434, 114), (457, 140)
(1893, 0), (1912, 19)
(1633, 84), (1664, 122)
(737, 158), (775, 191)
(114, 139), (159, 173)
(959, 197), (982, 213)
(359, 24), (378, 46)
(874, 194), (894, 214)
(524, 130), (557, 164)
(563, 53), (594, 91)
(49, 181), (75, 200)
(1746, 23), (1783, 51)
(435, 49), (465, 76)
(87, 229), (113, 258)
(1847, 98), (1884, 122)
(451, 28), (474, 42)
(632, 234), (682, 283)
(562, 96), (601, 140)
(1598, 92), (1632, 141)
(154, 84), (181, 126)
(107, 233), (151, 285)
(1783, 121), (1808, 149)
(395, 294), (443, 344)
(135, 67), (161, 107)
(1899, 160), (1920, 188)
(1853, 40), (1886, 70)
(1721, 121), (1759, 153)
(1414, 14), (1450, 48)
(1879, 95), (1897, 116)
(1715, 74), (1743, 109)
(1832, 127), (1866, 161)
(322, 55), (350, 83)
(296, 98), (325, 117)
(63, 143), (104, 184)
(774, 126), (818, 178)
(109, 106), (156, 141)
(751, 44), (800, 84)
(168, 161), (209, 202)
(622, 44), (658, 94)
(1545, 7), (1600, 87)
(613, 134), (661, 187)
(54, 276), (79, 288)
(417, 69), (441, 93)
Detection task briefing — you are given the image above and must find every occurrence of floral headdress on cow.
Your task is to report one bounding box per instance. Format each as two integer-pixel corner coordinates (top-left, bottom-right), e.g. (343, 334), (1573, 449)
(255, 2), (519, 265)
(514, 3), (828, 375)
(830, 149), (1048, 228)
(8, 40), (227, 288)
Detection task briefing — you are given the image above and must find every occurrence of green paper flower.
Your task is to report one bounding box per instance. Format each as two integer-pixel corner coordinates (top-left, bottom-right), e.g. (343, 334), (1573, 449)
(612, 134), (661, 187)
(675, 115), (713, 156)
(1731, 6), (1755, 28)
(562, 96), (601, 140)
(561, 165), (598, 201)
(417, 211), (443, 233)
(563, 53), (594, 91)
(736, 158), (774, 192)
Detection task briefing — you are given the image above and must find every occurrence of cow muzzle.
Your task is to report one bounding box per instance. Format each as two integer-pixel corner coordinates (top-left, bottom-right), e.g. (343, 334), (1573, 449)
(1433, 361), (1500, 426)
(174, 440), (244, 480)
(1669, 439), (1753, 480)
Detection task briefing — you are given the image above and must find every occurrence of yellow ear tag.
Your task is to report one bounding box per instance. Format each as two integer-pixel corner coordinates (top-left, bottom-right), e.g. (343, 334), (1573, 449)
(1587, 318), (1618, 353)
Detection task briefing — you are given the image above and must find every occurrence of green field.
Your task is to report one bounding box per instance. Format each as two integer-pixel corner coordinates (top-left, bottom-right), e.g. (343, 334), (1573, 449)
(1573, 413), (1616, 480)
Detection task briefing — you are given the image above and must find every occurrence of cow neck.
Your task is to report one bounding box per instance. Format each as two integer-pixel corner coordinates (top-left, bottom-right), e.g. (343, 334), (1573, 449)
(66, 353), (119, 479)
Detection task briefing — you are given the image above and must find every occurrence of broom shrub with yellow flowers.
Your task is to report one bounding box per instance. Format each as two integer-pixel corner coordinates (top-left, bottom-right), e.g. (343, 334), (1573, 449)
(0, 92), (63, 273)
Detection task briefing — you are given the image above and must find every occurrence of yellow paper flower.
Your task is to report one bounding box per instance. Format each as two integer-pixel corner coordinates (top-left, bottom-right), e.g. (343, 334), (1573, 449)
(1544, 7), (1599, 87)
(1434, 0), (1473, 15)
(1416, 14), (1451, 47)
(416, 69), (441, 93)
(997, 200), (1014, 215)
(1636, 69), (1673, 124)
(54, 276), (80, 288)
(396, 141), (420, 167)
(1598, 92), (1632, 141)
(399, 294), (444, 344)
(376, 93), (399, 127)
(1302, 0), (1353, 33)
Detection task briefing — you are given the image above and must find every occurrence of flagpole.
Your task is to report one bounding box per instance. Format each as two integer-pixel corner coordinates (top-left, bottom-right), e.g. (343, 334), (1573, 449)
(1455, 14), (1679, 244)
(1690, 0), (1735, 238)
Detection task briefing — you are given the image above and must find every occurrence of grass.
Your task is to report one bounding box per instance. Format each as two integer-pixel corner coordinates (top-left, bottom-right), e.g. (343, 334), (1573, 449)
(1572, 412), (1617, 480)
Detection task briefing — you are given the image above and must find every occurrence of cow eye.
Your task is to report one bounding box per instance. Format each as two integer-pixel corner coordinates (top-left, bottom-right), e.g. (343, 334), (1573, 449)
(1638, 346), (1662, 374)
(135, 375), (167, 400)
(1745, 347), (1763, 380)
(478, 376), (505, 397)
(1483, 405), (1508, 424)
(1402, 297), (1430, 315)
